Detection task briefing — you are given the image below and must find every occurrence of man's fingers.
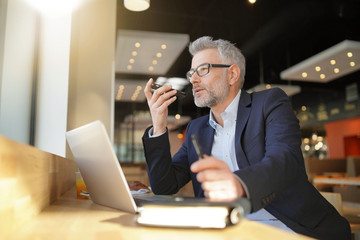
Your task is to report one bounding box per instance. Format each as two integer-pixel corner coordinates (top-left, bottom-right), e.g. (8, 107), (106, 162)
(144, 78), (154, 102)
(190, 156), (227, 173)
(202, 180), (232, 191)
(151, 90), (177, 109)
(196, 169), (228, 182)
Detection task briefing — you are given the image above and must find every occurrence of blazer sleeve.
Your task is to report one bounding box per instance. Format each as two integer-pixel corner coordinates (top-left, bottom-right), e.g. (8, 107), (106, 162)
(142, 127), (191, 195)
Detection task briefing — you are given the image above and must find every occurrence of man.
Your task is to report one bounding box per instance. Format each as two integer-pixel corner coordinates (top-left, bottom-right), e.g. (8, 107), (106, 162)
(142, 36), (350, 239)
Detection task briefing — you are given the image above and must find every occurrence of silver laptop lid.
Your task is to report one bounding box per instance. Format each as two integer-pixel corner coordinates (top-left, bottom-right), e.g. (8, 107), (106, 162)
(66, 120), (137, 213)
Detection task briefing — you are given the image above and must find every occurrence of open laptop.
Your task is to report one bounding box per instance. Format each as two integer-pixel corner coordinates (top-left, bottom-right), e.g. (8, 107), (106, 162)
(66, 120), (167, 214)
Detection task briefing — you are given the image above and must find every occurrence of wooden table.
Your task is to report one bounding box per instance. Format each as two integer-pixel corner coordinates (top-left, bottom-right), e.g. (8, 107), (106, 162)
(313, 176), (360, 186)
(7, 189), (313, 240)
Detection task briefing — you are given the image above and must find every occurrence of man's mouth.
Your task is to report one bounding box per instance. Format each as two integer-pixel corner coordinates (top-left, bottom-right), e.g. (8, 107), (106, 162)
(193, 87), (204, 95)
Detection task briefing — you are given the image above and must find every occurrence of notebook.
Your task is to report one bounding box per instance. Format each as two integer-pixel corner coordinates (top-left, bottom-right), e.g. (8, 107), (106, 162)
(66, 120), (166, 214)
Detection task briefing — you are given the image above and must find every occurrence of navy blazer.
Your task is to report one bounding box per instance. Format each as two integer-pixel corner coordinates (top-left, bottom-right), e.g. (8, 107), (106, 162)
(142, 88), (350, 239)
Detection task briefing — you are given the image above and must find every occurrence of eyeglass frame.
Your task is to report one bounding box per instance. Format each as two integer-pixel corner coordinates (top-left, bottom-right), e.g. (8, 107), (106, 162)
(186, 63), (231, 81)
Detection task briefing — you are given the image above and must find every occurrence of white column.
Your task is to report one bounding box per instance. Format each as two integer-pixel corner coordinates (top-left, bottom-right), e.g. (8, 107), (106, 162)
(0, 0), (38, 144)
(67, 0), (116, 147)
(34, 11), (72, 156)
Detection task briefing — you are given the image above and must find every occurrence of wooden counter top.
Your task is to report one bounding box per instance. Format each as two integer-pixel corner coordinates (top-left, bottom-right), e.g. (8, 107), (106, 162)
(0, 135), (313, 240)
(8, 189), (313, 240)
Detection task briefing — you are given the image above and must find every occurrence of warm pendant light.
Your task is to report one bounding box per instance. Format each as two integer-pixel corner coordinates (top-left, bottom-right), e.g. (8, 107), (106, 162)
(124, 0), (150, 12)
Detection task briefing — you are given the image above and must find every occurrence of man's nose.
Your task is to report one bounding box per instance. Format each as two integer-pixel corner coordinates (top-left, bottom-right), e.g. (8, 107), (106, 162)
(190, 74), (200, 85)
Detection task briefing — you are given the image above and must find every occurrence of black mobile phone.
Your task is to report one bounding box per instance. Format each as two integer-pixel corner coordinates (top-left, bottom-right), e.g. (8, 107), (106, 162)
(151, 83), (186, 98)
(191, 134), (204, 159)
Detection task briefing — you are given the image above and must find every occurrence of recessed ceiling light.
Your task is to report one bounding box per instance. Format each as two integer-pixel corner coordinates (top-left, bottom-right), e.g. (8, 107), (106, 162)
(129, 58), (135, 63)
(115, 30), (189, 75)
(134, 42), (141, 48)
(127, 65), (132, 70)
(115, 79), (147, 102)
(280, 40), (360, 82)
(148, 66), (154, 71)
(152, 60), (158, 65)
(116, 85), (125, 100)
(131, 51), (138, 56)
(156, 52), (162, 58)
(302, 72), (308, 78)
(161, 44), (167, 49)
(334, 68), (339, 73)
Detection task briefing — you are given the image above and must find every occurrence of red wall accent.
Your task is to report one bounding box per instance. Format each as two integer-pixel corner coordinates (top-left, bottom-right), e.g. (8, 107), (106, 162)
(344, 135), (360, 157)
(325, 116), (360, 159)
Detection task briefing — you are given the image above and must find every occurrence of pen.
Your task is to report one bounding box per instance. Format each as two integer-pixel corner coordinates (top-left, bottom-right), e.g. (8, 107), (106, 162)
(191, 134), (204, 159)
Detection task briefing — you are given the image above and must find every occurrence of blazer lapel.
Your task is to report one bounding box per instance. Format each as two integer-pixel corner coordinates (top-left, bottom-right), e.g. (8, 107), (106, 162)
(235, 90), (252, 168)
(198, 121), (215, 156)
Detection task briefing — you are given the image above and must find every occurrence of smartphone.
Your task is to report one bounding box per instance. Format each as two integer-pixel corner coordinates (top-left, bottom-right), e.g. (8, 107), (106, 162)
(191, 134), (204, 159)
(151, 83), (186, 98)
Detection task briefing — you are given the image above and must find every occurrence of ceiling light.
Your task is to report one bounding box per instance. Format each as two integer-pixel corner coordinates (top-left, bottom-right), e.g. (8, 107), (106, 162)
(280, 40), (360, 82)
(115, 30), (189, 75)
(161, 44), (167, 49)
(127, 65), (132, 70)
(247, 84), (301, 96)
(152, 60), (158, 65)
(129, 58), (135, 63)
(148, 66), (154, 71)
(334, 68), (339, 73)
(131, 51), (138, 56)
(116, 85), (125, 100)
(134, 42), (141, 48)
(115, 79), (147, 102)
(124, 0), (150, 12)
(156, 52), (162, 58)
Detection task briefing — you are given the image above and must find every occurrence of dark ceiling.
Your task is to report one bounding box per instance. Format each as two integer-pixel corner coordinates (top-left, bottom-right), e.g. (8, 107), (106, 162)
(115, 0), (360, 128)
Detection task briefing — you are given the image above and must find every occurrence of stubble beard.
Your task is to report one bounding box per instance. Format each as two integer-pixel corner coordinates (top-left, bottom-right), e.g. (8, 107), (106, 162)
(193, 78), (229, 108)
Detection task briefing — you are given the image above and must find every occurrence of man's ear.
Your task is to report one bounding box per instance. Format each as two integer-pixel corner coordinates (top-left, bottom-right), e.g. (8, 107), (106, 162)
(228, 64), (241, 86)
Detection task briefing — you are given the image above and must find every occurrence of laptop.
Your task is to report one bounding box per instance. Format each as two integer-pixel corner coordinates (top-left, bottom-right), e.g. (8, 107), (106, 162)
(66, 120), (167, 214)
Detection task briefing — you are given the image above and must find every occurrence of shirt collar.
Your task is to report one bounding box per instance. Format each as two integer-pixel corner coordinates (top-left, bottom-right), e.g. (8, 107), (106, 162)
(209, 89), (242, 130)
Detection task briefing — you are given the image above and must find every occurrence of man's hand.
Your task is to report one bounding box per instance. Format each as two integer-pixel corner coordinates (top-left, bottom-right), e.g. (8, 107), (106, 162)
(190, 155), (245, 201)
(144, 78), (177, 135)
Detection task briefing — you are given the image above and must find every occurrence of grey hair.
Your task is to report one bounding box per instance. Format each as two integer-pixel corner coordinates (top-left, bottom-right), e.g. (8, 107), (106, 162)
(189, 36), (246, 87)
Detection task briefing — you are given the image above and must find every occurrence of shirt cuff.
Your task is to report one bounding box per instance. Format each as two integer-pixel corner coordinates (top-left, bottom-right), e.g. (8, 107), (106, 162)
(148, 127), (167, 138)
(234, 174), (250, 199)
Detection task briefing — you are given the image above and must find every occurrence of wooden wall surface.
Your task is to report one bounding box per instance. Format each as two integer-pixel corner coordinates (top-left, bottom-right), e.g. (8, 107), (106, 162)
(0, 135), (78, 238)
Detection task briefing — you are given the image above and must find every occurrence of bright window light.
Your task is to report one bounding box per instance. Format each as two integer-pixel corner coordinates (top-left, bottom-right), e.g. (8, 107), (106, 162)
(26, 0), (81, 14)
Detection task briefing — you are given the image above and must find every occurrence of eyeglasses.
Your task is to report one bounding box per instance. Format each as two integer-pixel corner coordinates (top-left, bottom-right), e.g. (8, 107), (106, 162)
(186, 63), (231, 81)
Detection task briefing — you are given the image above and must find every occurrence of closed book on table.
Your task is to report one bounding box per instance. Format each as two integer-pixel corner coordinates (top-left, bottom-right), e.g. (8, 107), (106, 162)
(136, 197), (251, 228)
